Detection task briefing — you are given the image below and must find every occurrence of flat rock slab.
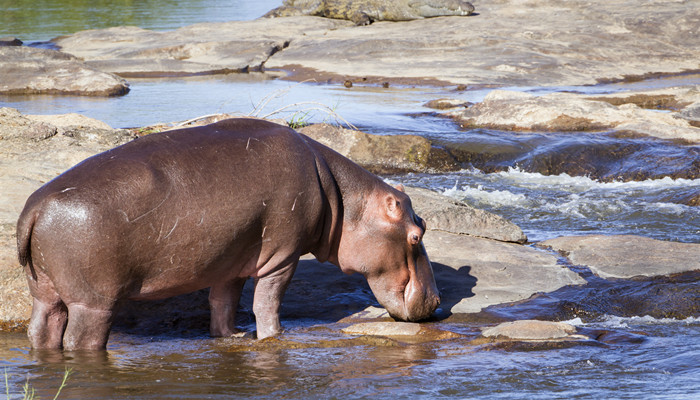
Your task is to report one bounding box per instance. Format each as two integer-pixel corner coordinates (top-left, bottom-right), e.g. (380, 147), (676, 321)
(423, 231), (587, 315)
(48, 1), (700, 87)
(540, 235), (700, 279)
(481, 320), (580, 341)
(54, 18), (351, 77)
(0, 47), (129, 96)
(342, 322), (421, 336)
(341, 322), (462, 342)
(449, 89), (700, 143)
(264, 0), (700, 87)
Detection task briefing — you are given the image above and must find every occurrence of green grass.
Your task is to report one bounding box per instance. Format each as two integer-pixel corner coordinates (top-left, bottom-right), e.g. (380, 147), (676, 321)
(4, 368), (71, 400)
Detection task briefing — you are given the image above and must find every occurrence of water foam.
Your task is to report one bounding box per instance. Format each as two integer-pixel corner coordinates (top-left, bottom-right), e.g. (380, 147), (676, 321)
(443, 183), (532, 208)
(569, 315), (700, 329)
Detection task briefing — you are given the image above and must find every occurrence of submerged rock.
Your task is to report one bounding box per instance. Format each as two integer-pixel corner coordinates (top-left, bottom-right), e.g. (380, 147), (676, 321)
(424, 98), (472, 110)
(342, 321), (462, 341)
(481, 320), (580, 341)
(0, 37), (22, 47)
(342, 322), (421, 336)
(0, 47), (130, 96)
(540, 235), (700, 279)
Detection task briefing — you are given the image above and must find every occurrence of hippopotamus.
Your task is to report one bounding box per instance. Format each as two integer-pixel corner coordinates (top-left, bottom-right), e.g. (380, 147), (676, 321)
(17, 118), (440, 350)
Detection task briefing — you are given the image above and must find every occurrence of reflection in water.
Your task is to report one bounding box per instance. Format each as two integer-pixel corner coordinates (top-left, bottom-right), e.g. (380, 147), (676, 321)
(0, 0), (283, 43)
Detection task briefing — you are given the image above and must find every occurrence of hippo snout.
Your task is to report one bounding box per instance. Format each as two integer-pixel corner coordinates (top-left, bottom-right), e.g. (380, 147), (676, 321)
(403, 285), (441, 322)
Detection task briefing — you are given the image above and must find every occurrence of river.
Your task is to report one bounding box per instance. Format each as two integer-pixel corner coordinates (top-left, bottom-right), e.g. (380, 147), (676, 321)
(1, 1), (698, 398)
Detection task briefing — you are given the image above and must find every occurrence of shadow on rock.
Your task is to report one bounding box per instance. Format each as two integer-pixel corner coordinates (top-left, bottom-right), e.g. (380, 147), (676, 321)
(431, 262), (477, 319)
(112, 258), (381, 338)
(111, 259), (476, 339)
(483, 271), (700, 322)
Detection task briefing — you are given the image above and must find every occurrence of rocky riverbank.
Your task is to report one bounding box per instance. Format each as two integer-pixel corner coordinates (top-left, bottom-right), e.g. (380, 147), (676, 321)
(0, 110), (697, 334)
(2, 0), (699, 95)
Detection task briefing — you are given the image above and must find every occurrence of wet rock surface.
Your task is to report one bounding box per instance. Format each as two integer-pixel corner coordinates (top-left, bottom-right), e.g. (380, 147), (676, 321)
(0, 46), (130, 96)
(480, 320), (580, 341)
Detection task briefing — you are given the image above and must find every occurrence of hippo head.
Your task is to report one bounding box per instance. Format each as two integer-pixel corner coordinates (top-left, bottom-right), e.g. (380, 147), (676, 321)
(335, 185), (440, 321)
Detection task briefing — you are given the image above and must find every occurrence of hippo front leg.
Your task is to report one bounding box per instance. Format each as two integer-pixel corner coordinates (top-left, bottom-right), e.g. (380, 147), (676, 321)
(209, 277), (247, 337)
(252, 260), (298, 339)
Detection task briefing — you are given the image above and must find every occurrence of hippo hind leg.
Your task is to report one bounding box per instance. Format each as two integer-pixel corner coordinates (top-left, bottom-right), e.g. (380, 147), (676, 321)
(62, 303), (115, 351)
(26, 267), (68, 349)
(27, 296), (68, 350)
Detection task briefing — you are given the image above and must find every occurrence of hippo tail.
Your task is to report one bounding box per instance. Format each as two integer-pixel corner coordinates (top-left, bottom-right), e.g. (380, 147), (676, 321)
(16, 200), (39, 280)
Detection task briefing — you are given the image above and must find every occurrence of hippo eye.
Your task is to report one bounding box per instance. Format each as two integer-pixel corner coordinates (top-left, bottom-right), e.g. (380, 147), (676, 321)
(410, 233), (420, 245)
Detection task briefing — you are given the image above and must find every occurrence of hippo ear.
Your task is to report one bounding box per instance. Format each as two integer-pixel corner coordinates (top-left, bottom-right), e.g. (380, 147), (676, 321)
(394, 184), (405, 192)
(385, 194), (403, 221)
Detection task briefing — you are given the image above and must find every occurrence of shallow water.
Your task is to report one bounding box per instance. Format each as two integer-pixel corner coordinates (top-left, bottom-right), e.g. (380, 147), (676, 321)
(1, 1), (699, 398)
(2, 315), (699, 399)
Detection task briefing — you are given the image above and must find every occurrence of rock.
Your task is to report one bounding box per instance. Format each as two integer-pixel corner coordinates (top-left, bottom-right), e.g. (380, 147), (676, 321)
(0, 47), (130, 96)
(0, 37), (22, 46)
(341, 321), (462, 342)
(424, 98), (472, 110)
(404, 186), (527, 243)
(0, 109), (139, 326)
(54, 18), (350, 78)
(677, 102), (700, 128)
(0, 223), (31, 323)
(265, 0), (700, 87)
(424, 231), (587, 315)
(539, 235), (700, 279)
(264, 0), (474, 25)
(449, 90), (700, 143)
(342, 322), (421, 336)
(47, 1), (700, 88)
(481, 320), (581, 341)
(0, 107), (57, 141)
(299, 123), (433, 173)
(338, 306), (391, 322)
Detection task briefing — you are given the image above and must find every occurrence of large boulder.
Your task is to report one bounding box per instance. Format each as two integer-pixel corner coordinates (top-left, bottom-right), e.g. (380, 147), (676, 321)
(299, 123), (434, 173)
(539, 235), (700, 279)
(0, 46), (130, 96)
